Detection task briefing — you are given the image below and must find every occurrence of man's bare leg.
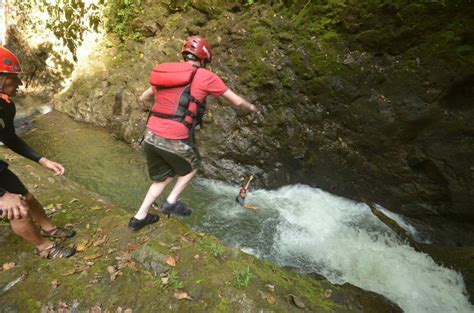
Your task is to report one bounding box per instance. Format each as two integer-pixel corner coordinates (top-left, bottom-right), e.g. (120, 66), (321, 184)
(166, 169), (197, 204)
(23, 193), (56, 232)
(10, 217), (53, 251)
(135, 176), (173, 220)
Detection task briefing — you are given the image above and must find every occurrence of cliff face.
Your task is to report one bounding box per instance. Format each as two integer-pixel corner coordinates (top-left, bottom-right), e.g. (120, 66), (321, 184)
(47, 1), (473, 222)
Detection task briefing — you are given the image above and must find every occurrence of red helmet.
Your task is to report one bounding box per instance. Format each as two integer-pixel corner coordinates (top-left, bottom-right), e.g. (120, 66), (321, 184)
(182, 36), (212, 64)
(0, 47), (22, 74)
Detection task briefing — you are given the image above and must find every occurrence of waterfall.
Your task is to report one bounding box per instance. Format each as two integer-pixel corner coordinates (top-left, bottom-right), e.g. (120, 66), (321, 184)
(192, 180), (473, 313)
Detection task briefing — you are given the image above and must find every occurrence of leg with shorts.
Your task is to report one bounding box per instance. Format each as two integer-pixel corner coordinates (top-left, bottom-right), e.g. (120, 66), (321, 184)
(129, 132), (200, 230)
(0, 168), (75, 259)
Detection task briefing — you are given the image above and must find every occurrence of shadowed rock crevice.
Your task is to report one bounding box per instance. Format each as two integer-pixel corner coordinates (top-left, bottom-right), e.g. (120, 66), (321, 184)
(442, 74), (474, 110)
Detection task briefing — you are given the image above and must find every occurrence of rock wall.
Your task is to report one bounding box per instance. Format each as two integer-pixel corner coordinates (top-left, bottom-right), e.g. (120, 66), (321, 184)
(51, 1), (473, 221)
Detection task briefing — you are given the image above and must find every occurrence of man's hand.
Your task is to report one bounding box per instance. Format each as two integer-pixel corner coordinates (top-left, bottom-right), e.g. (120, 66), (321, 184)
(0, 192), (28, 220)
(38, 157), (65, 176)
(247, 103), (257, 113)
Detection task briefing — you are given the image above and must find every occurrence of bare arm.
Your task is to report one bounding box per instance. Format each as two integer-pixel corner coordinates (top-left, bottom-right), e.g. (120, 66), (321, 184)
(38, 157), (65, 176)
(244, 175), (254, 190)
(140, 87), (155, 102)
(244, 204), (258, 211)
(221, 89), (257, 112)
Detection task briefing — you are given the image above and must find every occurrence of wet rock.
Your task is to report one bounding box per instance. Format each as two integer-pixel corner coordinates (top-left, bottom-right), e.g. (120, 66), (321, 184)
(287, 294), (305, 309)
(131, 246), (167, 276)
(307, 272), (326, 281)
(188, 284), (204, 300)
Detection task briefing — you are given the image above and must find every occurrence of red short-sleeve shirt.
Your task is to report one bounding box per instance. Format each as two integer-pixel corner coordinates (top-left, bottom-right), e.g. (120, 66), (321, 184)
(146, 68), (228, 140)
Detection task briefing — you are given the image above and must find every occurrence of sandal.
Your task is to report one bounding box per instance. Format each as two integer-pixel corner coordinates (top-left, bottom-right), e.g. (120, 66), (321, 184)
(159, 201), (175, 217)
(41, 227), (76, 239)
(173, 201), (192, 216)
(128, 213), (159, 231)
(160, 200), (192, 218)
(36, 243), (76, 259)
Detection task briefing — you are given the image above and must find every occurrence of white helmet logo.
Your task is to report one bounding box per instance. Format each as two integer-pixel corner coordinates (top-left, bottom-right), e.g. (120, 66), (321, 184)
(203, 46), (210, 59)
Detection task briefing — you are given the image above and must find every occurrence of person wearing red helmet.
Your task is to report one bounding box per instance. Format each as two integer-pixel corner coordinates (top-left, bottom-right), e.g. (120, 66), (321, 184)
(129, 35), (257, 230)
(236, 175), (258, 210)
(0, 47), (76, 259)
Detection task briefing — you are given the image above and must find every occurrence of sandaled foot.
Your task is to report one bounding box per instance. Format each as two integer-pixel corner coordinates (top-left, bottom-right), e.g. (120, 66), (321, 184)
(159, 201), (175, 217)
(128, 213), (159, 230)
(160, 200), (192, 217)
(41, 227), (76, 239)
(173, 201), (192, 216)
(36, 243), (76, 259)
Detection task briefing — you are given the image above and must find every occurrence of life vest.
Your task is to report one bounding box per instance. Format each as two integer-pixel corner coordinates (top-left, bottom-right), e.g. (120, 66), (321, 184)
(147, 62), (206, 130)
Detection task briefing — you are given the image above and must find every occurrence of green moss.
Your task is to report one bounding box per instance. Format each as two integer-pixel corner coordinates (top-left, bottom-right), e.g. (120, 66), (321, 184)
(105, 0), (145, 42)
(213, 298), (230, 313)
(147, 241), (171, 254)
(456, 45), (474, 62)
(232, 16), (284, 89)
(249, 260), (344, 312)
(199, 237), (225, 258)
(162, 12), (184, 34)
(397, 3), (427, 20)
(24, 299), (43, 312)
(321, 31), (339, 43)
(276, 32), (293, 42)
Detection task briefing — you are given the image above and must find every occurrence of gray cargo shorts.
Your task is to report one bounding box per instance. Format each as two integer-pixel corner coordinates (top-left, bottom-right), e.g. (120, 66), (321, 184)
(143, 130), (201, 182)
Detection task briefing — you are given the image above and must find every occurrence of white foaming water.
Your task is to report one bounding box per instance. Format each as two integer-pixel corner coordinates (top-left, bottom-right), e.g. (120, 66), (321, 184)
(376, 204), (433, 244)
(36, 105), (53, 116)
(196, 180), (473, 313)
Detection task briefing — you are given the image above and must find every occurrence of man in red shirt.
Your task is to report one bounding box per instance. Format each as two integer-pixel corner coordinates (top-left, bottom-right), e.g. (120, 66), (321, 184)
(129, 36), (257, 230)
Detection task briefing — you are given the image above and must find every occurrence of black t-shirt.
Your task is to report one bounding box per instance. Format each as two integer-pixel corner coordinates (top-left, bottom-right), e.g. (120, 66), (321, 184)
(0, 97), (42, 171)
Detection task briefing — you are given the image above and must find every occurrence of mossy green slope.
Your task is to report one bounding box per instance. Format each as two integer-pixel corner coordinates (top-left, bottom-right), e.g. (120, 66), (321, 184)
(0, 151), (399, 312)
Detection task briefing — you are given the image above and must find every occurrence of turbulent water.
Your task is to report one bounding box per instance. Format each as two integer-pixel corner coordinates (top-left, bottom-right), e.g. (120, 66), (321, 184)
(190, 181), (473, 313)
(19, 103), (473, 313)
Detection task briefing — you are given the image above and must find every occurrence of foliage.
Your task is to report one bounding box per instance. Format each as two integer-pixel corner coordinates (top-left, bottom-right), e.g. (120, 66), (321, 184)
(167, 269), (184, 290)
(12, 0), (104, 60)
(199, 238), (225, 258)
(167, 0), (193, 10)
(11, 0), (146, 58)
(233, 266), (255, 288)
(104, 0), (144, 42)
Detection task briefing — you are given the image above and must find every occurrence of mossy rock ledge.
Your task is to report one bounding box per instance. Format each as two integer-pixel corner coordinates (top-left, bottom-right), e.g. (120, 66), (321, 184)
(0, 152), (400, 312)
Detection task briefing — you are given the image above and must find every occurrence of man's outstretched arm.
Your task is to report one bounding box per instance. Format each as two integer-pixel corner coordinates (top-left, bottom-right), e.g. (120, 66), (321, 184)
(244, 175), (254, 190)
(221, 89), (257, 113)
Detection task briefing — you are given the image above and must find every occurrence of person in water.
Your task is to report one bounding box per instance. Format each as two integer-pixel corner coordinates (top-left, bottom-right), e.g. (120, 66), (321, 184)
(0, 47), (76, 259)
(128, 35), (257, 230)
(236, 175), (258, 210)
